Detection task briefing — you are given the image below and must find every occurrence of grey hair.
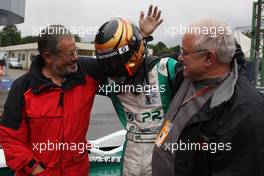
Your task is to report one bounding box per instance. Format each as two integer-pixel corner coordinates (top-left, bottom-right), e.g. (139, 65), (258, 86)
(37, 25), (72, 55)
(187, 18), (236, 64)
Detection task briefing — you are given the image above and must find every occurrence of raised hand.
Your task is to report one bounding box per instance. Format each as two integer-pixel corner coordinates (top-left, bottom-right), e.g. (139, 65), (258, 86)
(139, 5), (163, 37)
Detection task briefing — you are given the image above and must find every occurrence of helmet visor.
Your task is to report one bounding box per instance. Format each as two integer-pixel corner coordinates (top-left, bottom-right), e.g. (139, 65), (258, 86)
(97, 51), (132, 77)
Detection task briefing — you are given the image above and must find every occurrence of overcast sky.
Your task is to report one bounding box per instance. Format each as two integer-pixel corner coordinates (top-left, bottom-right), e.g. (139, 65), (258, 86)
(15, 0), (254, 46)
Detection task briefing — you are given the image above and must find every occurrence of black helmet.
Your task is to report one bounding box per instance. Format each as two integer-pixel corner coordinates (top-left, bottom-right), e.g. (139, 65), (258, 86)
(95, 18), (145, 80)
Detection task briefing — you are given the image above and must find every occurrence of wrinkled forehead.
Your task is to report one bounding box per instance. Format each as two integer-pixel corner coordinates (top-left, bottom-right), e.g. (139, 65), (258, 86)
(57, 36), (75, 49)
(182, 34), (197, 49)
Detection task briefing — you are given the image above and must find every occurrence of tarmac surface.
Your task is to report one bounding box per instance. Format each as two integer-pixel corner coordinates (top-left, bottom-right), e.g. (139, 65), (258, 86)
(0, 68), (123, 140)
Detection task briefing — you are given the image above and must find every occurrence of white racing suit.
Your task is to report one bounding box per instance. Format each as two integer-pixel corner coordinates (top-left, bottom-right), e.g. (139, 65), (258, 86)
(108, 57), (177, 176)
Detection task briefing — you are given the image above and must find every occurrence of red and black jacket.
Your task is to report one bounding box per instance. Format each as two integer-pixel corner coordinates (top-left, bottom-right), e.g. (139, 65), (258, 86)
(0, 56), (101, 176)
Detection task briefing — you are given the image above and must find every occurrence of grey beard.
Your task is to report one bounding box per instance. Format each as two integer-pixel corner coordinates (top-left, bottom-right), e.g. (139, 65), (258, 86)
(52, 64), (77, 78)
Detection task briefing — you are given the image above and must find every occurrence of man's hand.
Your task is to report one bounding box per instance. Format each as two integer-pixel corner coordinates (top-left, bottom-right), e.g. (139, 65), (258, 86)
(31, 164), (45, 175)
(139, 5), (163, 37)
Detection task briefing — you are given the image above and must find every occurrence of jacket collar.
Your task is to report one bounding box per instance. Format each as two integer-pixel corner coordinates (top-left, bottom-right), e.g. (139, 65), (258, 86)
(210, 60), (238, 108)
(29, 55), (85, 94)
(185, 60), (238, 127)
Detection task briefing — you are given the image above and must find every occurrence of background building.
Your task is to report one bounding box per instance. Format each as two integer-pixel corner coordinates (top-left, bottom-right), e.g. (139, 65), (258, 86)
(0, 43), (153, 69)
(0, 42), (96, 69)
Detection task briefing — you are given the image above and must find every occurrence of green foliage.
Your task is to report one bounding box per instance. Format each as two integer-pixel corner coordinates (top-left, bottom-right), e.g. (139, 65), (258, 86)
(242, 31), (252, 38)
(0, 25), (82, 46)
(73, 34), (81, 42)
(0, 25), (21, 46)
(148, 41), (181, 57)
(20, 36), (39, 44)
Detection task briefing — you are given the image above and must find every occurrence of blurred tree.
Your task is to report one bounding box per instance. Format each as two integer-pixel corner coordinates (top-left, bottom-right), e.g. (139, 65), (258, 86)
(20, 36), (38, 44)
(0, 25), (21, 46)
(243, 31), (252, 38)
(148, 41), (180, 58)
(73, 34), (81, 42)
(0, 27), (82, 46)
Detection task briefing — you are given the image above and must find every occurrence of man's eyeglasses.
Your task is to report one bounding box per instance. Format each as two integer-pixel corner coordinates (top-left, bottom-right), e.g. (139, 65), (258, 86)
(52, 47), (79, 58)
(180, 48), (208, 57)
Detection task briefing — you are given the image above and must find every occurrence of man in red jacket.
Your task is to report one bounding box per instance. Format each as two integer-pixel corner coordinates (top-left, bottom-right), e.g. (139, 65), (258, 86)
(0, 6), (162, 176)
(0, 25), (100, 176)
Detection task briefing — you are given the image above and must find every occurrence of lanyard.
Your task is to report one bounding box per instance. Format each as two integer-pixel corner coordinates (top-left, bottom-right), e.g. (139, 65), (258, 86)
(171, 84), (215, 122)
(156, 84), (215, 148)
(180, 85), (215, 107)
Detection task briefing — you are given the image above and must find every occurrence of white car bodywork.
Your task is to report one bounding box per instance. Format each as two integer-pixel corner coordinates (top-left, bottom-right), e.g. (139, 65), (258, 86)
(0, 130), (126, 169)
(8, 58), (23, 69)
